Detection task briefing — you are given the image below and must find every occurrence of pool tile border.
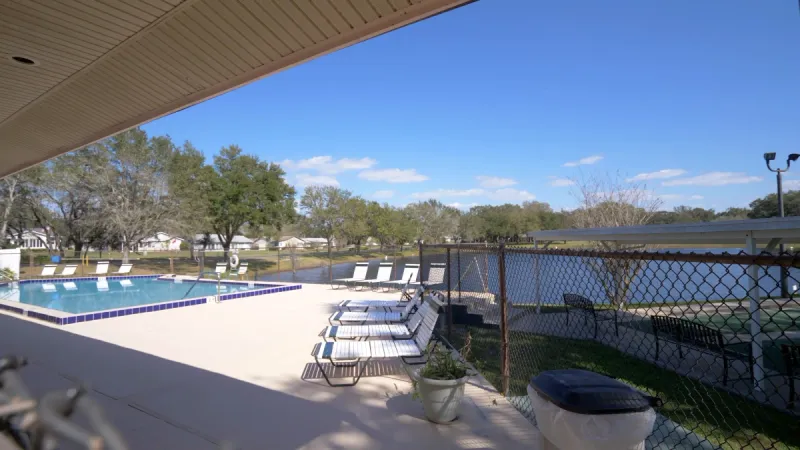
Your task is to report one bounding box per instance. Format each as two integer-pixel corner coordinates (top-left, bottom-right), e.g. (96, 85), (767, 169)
(0, 276), (302, 326)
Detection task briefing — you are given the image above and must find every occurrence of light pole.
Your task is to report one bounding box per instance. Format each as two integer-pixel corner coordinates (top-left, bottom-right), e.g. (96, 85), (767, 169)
(763, 152), (800, 298)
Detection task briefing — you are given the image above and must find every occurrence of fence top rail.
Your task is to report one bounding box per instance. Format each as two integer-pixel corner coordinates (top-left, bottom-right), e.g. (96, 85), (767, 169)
(420, 244), (800, 267)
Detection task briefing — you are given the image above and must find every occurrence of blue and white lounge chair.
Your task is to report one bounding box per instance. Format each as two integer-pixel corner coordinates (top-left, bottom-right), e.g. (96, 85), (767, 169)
(336, 285), (424, 311)
(321, 300), (435, 342)
(313, 299), (440, 386)
(355, 262), (393, 291)
(328, 292), (422, 325)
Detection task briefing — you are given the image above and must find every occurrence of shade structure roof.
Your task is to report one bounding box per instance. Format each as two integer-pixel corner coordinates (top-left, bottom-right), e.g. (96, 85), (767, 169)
(0, 0), (474, 178)
(527, 217), (800, 245)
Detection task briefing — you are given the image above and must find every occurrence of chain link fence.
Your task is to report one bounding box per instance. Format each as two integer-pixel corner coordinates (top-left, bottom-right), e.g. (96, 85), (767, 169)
(421, 243), (800, 450)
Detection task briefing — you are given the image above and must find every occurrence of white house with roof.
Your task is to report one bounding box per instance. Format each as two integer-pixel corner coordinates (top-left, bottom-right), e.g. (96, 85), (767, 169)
(138, 232), (184, 252)
(194, 234), (253, 251)
(301, 237), (332, 248)
(275, 236), (305, 248)
(6, 229), (50, 250)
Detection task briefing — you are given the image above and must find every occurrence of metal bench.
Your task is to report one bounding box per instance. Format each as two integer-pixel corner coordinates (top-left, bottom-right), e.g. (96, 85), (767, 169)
(651, 315), (753, 386)
(563, 293), (618, 338)
(781, 344), (800, 409)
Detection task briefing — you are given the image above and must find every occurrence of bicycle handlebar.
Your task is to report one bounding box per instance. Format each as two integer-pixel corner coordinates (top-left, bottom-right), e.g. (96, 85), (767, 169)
(37, 387), (128, 450)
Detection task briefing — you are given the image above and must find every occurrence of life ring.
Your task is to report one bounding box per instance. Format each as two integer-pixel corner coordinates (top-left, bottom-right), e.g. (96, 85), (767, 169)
(229, 254), (239, 268)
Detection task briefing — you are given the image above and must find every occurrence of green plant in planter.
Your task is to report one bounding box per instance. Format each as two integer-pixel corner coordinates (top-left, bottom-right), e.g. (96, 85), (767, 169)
(0, 267), (17, 281)
(412, 332), (474, 399)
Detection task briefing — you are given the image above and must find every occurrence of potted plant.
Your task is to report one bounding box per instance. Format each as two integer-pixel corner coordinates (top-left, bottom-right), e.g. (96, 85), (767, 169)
(411, 333), (474, 424)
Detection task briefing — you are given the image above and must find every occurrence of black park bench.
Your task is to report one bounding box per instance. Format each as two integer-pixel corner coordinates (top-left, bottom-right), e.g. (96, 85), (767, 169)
(563, 294), (618, 338)
(650, 315), (753, 386)
(781, 344), (800, 409)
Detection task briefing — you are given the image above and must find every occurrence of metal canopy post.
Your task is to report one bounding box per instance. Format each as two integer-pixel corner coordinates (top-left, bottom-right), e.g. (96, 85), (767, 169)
(534, 239), (541, 314)
(745, 232), (763, 391)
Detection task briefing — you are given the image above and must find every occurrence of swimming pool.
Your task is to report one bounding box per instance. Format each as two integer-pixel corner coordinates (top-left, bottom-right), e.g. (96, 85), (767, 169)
(0, 277), (264, 314)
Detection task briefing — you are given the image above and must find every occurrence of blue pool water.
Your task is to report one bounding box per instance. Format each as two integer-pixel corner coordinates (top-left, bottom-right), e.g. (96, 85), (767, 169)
(0, 278), (262, 314)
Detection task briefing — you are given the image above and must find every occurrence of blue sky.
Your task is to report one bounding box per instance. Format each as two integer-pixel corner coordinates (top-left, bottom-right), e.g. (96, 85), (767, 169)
(142, 0), (800, 212)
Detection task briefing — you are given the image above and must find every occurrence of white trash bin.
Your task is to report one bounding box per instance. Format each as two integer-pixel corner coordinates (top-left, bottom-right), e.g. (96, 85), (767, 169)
(528, 369), (661, 450)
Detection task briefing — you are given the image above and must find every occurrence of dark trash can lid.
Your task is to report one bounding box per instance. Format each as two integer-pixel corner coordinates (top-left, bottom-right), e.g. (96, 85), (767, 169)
(530, 369), (662, 415)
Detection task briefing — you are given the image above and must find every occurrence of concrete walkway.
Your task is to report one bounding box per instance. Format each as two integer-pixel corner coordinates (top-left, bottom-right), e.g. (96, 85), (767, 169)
(0, 284), (539, 449)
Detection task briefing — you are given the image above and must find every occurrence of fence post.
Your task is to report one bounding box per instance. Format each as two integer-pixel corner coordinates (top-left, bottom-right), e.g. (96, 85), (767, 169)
(457, 243), (461, 304)
(419, 241), (425, 284)
(446, 247), (452, 339)
(277, 247), (281, 279)
(497, 240), (510, 396)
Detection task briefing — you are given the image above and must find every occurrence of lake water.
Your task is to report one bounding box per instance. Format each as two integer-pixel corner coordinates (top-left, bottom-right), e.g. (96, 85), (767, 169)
(257, 248), (799, 305)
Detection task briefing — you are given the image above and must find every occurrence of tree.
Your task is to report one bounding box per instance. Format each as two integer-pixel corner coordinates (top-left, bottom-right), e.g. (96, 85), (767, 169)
(341, 197), (370, 253)
(299, 185), (350, 259)
(715, 207), (750, 221)
(404, 200), (459, 244)
(748, 191), (800, 219)
(167, 141), (214, 258)
(92, 128), (175, 263)
(207, 145), (295, 258)
(572, 173), (663, 308)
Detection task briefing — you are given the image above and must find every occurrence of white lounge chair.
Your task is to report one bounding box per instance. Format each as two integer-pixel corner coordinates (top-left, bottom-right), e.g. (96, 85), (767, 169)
(382, 264), (420, 291)
(329, 293), (421, 325)
(322, 300), (434, 342)
(89, 261), (109, 276)
(313, 299), (440, 386)
(422, 262), (447, 289)
(113, 263), (133, 275)
(57, 265), (78, 277)
(229, 262), (248, 280)
(331, 262), (369, 290)
(337, 285), (425, 311)
(39, 265), (57, 278)
(355, 262), (393, 291)
(214, 262), (227, 277)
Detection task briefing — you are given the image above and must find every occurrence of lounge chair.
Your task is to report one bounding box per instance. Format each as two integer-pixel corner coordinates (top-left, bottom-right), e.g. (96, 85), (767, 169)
(112, 263), (133, 275)
(214, 262), (227, 277)
(229, 262), (248, 280)
(89, 261), (109, 276)
(321, 300), (435, 342)
(382, 264), (420, 291)
(328, 292), (422, 325)
(313, 299), (440, 386)
(56, 265), (78, 277)
(355, 262), (393, 291)
(331, 262), (369, 290)
(337, 285), (425, 311)
(39, 264), (57, 278)
(422, 262), (447, 289)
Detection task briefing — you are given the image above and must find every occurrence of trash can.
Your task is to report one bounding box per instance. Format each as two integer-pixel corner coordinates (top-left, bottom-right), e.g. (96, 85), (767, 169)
(528, 369), (662, 450)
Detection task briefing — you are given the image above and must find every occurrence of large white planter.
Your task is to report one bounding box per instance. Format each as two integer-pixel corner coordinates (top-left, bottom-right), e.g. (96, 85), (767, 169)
(0, 248), (21, 280)
(413, 370), (469, 424)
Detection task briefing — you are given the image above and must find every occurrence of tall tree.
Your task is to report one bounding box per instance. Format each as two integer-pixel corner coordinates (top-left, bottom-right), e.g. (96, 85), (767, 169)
(167, 141), (214, 257)
(207, 145), (295, 258)
(341, 197), (370, 253)
(299, 185), (350, 259)
(93, 128), (175, 263)
(748, 191), (800, 219)
(404, 199), (459, 244)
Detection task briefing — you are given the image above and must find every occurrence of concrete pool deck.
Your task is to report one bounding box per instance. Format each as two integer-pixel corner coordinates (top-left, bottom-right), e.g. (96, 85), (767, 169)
(0, 283), (539, 449)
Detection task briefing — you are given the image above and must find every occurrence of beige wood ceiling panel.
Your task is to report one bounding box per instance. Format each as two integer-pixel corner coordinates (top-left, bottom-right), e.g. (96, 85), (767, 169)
(0, 0), (476, 178)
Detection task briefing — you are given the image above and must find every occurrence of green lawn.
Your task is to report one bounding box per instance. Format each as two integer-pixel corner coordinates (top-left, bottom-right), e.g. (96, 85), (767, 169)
(692, 308), (800, 334)
(449, 326), (800, 450)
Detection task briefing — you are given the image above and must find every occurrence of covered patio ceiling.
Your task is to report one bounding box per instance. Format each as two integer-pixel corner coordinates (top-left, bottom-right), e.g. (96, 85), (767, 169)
(0, 0), (474, 178)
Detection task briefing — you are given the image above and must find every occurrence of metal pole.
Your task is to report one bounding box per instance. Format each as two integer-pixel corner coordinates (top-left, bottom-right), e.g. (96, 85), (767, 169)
(457, 243), (462, 305)
(534, 239), (541, 314)
(418, 241), (425, 285)
(777, 171), (789, 297)
(746, 233), (764, 390)
(497, 240), (510, 396)
(446, 247), (452, 339)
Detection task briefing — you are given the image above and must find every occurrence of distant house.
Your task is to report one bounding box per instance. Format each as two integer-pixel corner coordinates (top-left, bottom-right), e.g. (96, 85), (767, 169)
(139, 232), (183, 251)
(6, 228), (50, 250)
(301, 237), (331, 248)
(275, 236), (305, 249)
(194, 234), (254, 251)
(252, 238), (270, 250)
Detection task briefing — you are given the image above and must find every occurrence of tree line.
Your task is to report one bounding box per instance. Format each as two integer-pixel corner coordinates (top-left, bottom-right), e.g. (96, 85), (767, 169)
(0, 128), (792, 262)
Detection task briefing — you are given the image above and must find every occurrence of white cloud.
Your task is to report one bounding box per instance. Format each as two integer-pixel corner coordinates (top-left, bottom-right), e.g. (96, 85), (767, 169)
(476, 176), (517, 188)
(783, 180), (800, 191)
(626, 169), (686, 182)
(295, 173), (339, 187)
(359, 168), (428, 183)
(372, 190), (395, 199)
(662, 172), (763, 187)
(486, 188), (536, 202)
(411, 188), (485, 199)
(281, 156), (376, 174)
(689, 195), (704, 200)
(658, 193), (705, 203)
(448, 202), (479, 210)
(548, 177), (575, 187)
(563, 155), (603, 167)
